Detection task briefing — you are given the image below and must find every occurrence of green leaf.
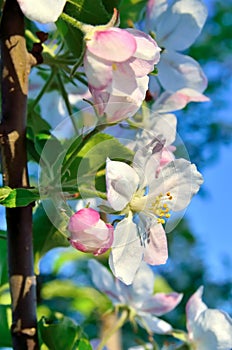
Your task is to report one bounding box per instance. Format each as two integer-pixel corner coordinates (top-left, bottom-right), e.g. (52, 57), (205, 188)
(41, 280), (111, 316)
(77, 338), (92, 350)
(39, 313), (80, 350)
(0, 238), (8, 285)
(119, 0), (147, 27)
(56, 19), (84, 58)
(0, 186), (12, 201)
(0, 305), (12, 347)
(33, 203), (69, 271)
(64, 0), (110, 25)
(0, 187), (40, 208)
(62, 133), (134, 194)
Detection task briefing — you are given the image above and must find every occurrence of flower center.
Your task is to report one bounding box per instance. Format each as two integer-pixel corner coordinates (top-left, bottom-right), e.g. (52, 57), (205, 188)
(149, 192), (172, 224)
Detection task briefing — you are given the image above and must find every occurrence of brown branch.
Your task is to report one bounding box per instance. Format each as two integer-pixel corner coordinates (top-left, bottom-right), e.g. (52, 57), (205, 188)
(0, 0), (39, 348)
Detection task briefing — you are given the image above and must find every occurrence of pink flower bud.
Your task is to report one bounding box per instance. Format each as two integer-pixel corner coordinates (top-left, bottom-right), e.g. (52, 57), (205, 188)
(68, 208), (114, 256)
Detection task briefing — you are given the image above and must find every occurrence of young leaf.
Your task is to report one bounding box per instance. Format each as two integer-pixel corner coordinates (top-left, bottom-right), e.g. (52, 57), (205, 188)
(0, 187), (40, 208)
(62, 133), (134, 194)
(39, 314), (80, 350)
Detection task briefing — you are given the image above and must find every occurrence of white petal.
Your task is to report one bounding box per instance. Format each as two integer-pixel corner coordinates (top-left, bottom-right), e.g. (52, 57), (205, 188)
(158, 50), (208, 92)
(137, 314), (172, 334)
(106, 159), (139, 211)
(156, 0), (207, 50)
(192, 309), (232, 350)
(150, 158), (203, 211)
(17, 0), (66, 23)
(149, 113), (177, 146)
(109, 216), (143, 285)
(146, 0), (168, 30)
(110, 64), (138, 96)
(88, 259), (120, 303)
(84, 52), (112, 89)
(186, 286), (207, 329)
(115, 262), (155, 308)
(153, 89), (209, 114)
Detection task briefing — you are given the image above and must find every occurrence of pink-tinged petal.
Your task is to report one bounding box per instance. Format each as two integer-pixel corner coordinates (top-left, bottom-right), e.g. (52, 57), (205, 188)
(150, 159), (203, 211)
(109, 216), (143, 285)
(87, 27), (136, 62)
(127, 57), (157, 77)
(153, 89), (209, 113)
(106, 159), (139, 211)
(88, 259), (120, 303)
(144, 223), (168, 265)
(89, 87), (110, 117)
(126, 29), (161, 63)
(103, 94), (141, 123)
(137, 314), (172, 334)
(146, 0), (168, 29)
(68, 208), (99, 233)
(17, 0), (66, 23)
(156, 0), (207, 51)
(141, 292), (183, 315)
(84, 52), (112, 89)
(68, 208), (113, 255)
(158, 50), (208, 92)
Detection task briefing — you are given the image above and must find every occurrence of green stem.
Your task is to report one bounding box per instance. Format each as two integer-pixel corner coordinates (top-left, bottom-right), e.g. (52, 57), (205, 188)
(60, 13), (85, 31)
(97, 310), (128, 350)
(56, 72), (79, 134)
(28, 68), (57, 113)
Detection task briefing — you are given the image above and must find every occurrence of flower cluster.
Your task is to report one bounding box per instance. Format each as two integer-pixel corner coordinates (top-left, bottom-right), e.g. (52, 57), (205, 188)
(22, 0), (232, 348)
(83, 13), (161, 122)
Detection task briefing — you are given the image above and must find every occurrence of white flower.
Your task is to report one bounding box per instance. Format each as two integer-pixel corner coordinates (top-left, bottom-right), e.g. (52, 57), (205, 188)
(186, 286), (232, 349)
(105, 152), (203, 284)
(17, 0), (66, 23)
(146, 0), (208, 92)
(89, 259), (183, 334)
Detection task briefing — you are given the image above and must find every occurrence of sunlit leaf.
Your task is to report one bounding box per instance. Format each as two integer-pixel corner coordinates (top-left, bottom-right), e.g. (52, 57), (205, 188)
(0, 187), (40, 208)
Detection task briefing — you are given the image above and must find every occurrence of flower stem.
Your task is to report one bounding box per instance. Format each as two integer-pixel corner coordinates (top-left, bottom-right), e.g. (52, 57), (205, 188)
(97, 310), (128, 350)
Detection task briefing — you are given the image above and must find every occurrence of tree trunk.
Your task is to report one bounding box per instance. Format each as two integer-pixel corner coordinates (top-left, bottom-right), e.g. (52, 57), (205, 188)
(0, 0), (39, 348)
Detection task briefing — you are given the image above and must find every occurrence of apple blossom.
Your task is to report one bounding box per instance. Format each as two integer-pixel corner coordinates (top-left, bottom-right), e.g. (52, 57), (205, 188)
(84, 17), (161, 122)
(17, 0), (66, 23)
(146, 0), (208, 92)
(186, 286), (232, 349)
(105, 150), (203, 284)
(68, 208), (114, 256)
(89, 259), (183, 334)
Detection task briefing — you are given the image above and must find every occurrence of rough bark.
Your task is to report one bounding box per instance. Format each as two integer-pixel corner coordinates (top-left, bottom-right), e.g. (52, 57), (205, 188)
(0, 0), (39, 348)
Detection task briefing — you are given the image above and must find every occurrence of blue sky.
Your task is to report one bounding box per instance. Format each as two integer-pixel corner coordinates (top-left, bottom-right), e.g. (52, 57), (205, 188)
(187, 142), (232, 282)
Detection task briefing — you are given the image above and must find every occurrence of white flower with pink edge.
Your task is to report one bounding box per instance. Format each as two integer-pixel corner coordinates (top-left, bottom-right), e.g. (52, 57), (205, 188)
(89, 259), (183, 334)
